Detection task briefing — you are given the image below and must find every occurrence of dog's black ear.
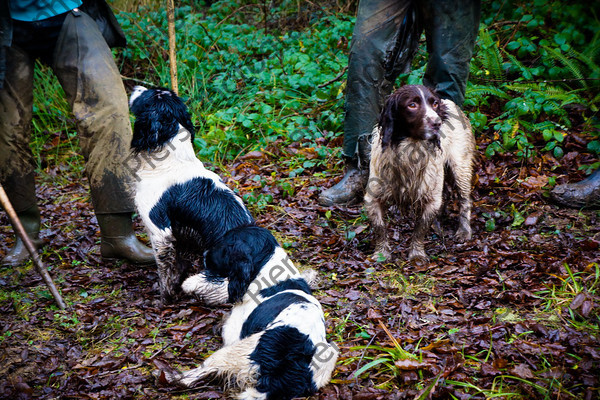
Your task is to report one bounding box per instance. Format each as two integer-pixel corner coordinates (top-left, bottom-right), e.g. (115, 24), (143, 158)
(131, 111), (179, 153)
(224, 241), (255, 303)
(170, 96), (195, 142)
(379, 92), (405, 149)
(227, 256), (255, 303)
(205, 239), (255, 303)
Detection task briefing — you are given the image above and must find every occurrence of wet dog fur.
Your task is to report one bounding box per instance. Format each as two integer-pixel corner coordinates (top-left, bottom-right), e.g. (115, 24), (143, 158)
(364, 84), (475, 261)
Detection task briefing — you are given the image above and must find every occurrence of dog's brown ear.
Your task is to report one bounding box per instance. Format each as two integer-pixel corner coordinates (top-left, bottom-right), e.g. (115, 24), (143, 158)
(429, 88), (449, 122)
(379, 92), (406, 149)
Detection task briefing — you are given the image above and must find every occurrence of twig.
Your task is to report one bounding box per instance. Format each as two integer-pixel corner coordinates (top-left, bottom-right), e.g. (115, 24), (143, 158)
(352, 333), (378, 382)
(318, 66), (348, 88)
(0, 184), (67, 310)
(94, 363), (145, 378)
(167, 0), (178, 94)
(120, 75), (155, 86)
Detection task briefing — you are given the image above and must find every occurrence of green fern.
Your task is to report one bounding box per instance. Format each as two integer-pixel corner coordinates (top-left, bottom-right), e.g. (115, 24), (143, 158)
(541, 45), (588, 89)
(466, 84), (510, 100)
(475, 28), (505, 81)
(567, 47), (600, 80)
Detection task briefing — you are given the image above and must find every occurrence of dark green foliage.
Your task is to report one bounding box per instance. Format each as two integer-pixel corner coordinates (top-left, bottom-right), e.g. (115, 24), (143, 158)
(116, 1), (353, 162)
(30, 0), (598, 172)
(468, 1), (599, 161)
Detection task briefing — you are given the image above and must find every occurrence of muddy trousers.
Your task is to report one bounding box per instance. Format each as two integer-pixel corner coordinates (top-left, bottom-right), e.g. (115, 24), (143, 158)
(0, 10), (134, 215)
(342, 0), (481, 161)
(0, 10), (154, 265)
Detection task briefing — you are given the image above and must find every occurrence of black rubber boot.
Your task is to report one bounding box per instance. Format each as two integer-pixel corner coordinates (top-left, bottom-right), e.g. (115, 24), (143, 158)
(97, 213), (155, 265)
(318, 158), (368, 206)
(1, 205), (44, 266)
(550, 168), (600, 209)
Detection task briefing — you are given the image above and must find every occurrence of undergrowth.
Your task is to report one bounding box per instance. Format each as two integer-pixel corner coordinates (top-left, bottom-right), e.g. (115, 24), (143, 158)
(31, 0), (599, 177)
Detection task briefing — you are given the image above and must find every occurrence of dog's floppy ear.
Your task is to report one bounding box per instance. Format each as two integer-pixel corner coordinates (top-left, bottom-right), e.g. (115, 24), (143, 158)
(434, 90), (449, 122)
(131, 110), (177, 153)
(205, 240), (255, 303)
(379, 92), (405, 149)
(227, 258), (255, 303)
(169, 94), (195, 142)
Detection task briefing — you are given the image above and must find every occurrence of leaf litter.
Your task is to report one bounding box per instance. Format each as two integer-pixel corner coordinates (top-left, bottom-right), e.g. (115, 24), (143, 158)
(0, 116), (599, 400)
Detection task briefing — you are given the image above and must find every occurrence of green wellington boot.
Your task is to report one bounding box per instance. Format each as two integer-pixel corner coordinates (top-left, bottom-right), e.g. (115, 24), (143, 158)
(97, 213), (155, 265)
(318, 158), (368, 206)
(1, 205), (44, 266)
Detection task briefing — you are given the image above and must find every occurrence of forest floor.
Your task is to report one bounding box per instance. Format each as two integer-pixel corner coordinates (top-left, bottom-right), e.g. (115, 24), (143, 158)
(1, 112), (599, 399)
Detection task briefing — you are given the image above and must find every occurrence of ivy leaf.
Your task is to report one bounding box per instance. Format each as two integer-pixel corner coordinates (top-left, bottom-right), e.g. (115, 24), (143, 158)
(587, 140), (600, 154)
(485, 218), (496, 232)
(553, 146), (564, 158)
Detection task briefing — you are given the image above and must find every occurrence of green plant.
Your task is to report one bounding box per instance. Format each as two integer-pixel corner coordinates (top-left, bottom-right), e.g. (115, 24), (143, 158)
(117, 4), (352, 161)
(465, 1), (599, 161)
(350, 321), (419, 387)
(534, 263), (600, 331)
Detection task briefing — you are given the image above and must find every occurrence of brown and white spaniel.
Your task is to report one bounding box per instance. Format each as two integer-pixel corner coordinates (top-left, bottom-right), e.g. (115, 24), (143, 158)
(365, 84), (475, 261)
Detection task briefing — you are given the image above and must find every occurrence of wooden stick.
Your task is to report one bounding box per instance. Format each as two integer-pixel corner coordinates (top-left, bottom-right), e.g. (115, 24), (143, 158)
(0, 184), (67, 310)
(167, 0), (178, 95)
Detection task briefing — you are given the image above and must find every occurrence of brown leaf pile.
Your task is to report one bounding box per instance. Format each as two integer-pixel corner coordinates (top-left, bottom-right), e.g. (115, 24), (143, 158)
(1, 119), (599, 399)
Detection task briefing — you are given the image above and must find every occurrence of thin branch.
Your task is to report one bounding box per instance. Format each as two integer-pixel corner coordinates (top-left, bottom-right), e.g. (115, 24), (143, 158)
(318, 66), (348, 88)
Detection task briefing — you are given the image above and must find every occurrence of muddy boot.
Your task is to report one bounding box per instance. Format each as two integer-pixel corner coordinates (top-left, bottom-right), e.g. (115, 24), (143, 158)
(97, 213), (155, 265)
(550, 168), (600, 209)
(318, 158), (368, 206)
(1, 205), (44, 266)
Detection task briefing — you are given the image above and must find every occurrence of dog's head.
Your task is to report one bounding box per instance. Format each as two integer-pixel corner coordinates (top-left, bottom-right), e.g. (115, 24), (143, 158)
(129, 86), (195, 154)
(379, 85), (448, 149)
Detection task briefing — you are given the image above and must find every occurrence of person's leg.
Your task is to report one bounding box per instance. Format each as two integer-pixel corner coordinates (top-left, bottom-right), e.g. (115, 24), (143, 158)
(0, 45), (44, 266)
(319, 0), (416, 205)
(52, 10), (153, 264)
(550, 168), (600, 209)
(421, 0), (481, 106)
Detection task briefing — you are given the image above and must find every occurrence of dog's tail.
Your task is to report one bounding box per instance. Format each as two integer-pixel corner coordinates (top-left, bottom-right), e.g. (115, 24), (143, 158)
(163, 332), (263, 389)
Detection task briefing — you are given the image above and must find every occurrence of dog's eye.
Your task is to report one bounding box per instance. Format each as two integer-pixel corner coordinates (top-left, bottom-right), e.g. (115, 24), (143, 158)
(432, 100), (439, 108)
(408, 102), (418, 109)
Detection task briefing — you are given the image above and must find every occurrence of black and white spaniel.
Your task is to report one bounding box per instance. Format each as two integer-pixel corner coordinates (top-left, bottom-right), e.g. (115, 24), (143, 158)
(365, 84), (475, 261)
(128, 86), (254, 302)
(159, 225), (338, 400)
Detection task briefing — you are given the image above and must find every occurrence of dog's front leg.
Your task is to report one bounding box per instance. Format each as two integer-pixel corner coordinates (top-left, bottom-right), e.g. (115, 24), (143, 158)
(409, 196), (442, 261)
(365, 194), (391, 260)
(453, 165), (473, 242)
(154, 239), (179, 303)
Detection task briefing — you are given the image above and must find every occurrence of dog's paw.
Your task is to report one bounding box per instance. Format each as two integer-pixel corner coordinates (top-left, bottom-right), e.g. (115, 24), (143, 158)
(407, 248), (428, 263)
(237, 388), (268, 400)
(182, 273), (229, 305)
(455, 227), (472, 242)
(372, 246), (392, 262)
